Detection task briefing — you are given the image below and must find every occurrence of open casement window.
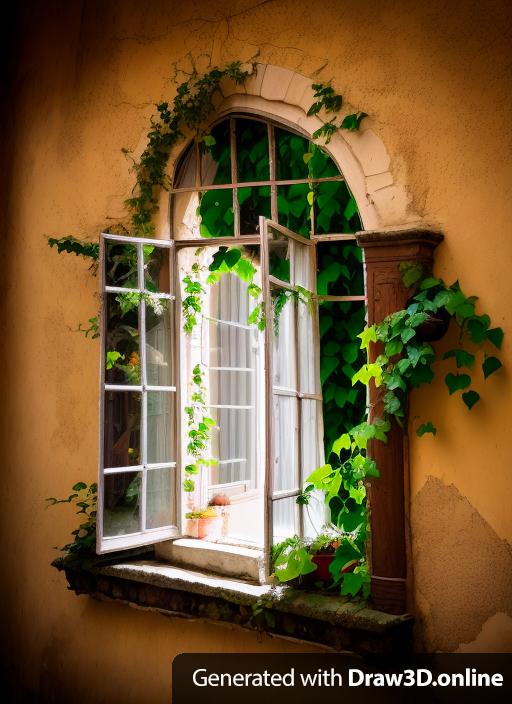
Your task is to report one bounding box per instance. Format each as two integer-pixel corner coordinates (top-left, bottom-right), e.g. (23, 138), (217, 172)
(98, 115), (366, 573)
(98, 234), (179, 552)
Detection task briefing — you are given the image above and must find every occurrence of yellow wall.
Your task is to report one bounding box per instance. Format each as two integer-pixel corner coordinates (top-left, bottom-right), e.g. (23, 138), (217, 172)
(2, 0), (511, 700)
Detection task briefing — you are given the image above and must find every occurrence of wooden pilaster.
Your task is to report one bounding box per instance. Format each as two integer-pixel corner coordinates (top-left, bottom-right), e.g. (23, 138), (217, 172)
(355, 229), (443, 614)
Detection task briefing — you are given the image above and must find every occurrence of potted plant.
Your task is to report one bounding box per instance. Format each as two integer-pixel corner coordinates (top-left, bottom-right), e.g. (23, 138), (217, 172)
(185, 506), (223, 540)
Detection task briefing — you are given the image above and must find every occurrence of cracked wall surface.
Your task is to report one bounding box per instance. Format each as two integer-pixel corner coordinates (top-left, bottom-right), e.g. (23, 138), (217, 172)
(1, 0), (511, 701)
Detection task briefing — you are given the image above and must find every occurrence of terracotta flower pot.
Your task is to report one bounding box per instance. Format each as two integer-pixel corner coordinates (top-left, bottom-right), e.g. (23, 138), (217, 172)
(184, 518), (199, 538)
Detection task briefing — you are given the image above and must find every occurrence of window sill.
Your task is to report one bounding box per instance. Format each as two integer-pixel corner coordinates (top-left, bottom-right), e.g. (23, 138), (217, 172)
(55, 553), (414, 656)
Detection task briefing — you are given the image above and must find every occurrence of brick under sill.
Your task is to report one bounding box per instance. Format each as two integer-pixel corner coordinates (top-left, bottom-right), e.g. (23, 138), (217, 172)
(56, 553), (414, 656)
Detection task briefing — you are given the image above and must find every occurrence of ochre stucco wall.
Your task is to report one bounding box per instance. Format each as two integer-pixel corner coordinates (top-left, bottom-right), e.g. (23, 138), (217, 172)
(1, 0), (511, 700)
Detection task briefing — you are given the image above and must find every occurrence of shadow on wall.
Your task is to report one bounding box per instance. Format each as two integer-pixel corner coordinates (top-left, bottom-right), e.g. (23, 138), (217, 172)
(411, 476), (512, 652)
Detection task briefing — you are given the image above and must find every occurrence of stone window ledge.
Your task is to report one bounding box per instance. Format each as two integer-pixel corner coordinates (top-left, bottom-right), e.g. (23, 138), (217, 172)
(56, 556), (414, 656)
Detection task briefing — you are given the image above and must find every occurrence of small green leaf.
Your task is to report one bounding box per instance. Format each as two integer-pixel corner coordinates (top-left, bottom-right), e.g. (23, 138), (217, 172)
(340, 112), (368, 131)
(462, 390), (480, 409)
(442, 349), (475, 369)
(332, 433), (351, 456)
(385, 339), (403, 357)
(486, 327), (504, 350)
(357, 326), (377, 350)
(416, 422), (437, 437)
(399, 261), (423, 288)
(445, 372), (471, 395)
(482, 355), (502, 379)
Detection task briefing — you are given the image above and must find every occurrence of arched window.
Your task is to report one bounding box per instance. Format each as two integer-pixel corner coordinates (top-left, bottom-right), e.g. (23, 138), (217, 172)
(97, 115), (366, 577)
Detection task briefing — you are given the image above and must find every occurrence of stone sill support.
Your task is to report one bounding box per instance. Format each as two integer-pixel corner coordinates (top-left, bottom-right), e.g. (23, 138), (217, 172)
(355, 228), (444, 615)
(58, 558), (414, 656)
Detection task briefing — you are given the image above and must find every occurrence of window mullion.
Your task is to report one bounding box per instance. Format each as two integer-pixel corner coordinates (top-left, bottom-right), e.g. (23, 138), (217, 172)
(138, 243), (148, 535)
(268, 124), (278, 223)
(230, 118), (240, 238)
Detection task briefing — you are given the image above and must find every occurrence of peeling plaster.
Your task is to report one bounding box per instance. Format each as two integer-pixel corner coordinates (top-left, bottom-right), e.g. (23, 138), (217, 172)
(412, 476), (512, 652)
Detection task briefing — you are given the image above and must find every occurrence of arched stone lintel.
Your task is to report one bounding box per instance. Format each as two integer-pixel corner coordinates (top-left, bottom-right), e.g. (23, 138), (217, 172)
(156, 63), (422, 238)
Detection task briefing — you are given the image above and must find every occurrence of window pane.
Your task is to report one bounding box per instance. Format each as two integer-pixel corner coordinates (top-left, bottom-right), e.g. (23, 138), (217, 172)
(209, 369), (253, 406)
(146, 301), (173, 386)
(209, 407), (256, 472)
(174, 142), (197, 189)
(317, 241), (364, 296)
(201, 119), (231, 186)
(146, 467), (175, 529)
(272, 296), (296, 389)
(104, 391), (141, 468)
(314, 181), (362, 234)
(236, 118), (269, 182)
(238, 185), (270, 235)
(208, 268), (256, 326)
(105, 242), (138, 288)
(273, 497), (298, 543)
(277, 184), (311, 237)
(199, 189), (234, 237)
(303, 490), (327, 540)
(208, 320), (254, 369)
(105, 293), (140, 386)
(307, 144), (339, 179)
(298, 302), (319, 394)
(172, 191), (201, 239)
(272, 395), (299, 492)
(293, 240), (314, 290)
(147, 391), (175, 464)
(319, 300), (367, 456)
(269, 234), (291, 282)
(275, 129), (309, 180)
(103, 472), (141, 537)
(301, 399), (324, 481)
(144, 245), (170, 294)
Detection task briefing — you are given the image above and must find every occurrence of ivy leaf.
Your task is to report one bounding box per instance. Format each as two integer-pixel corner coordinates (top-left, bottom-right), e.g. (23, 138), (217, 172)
(385, 339), (403, 357)
(320, 356), (339, 384)
(224, 247), (242, 268)
(482, 355), (502, 379)
(416, 422), (437, 437)
(467, 315), (491, 343)
(462, 390), (480, 410)
(401, 327), (416, 344)
(357, 326), (377, 350)
(306, 464), (333, 487)
(419, 277), (441, 290)
(442, 349), (475, 369)
(340, 112), (368, 131)
(399, 262), (423, 288)
(72, 482), (87, 491)
(340, 571), (364, 596)
(233, 257), (256, 282)
(332, 433), (351, 456)
(445, 372), (471, 395)
(486, 327), (504, 350)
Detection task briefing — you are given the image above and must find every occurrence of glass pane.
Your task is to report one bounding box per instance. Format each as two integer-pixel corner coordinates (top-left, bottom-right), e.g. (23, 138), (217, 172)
(209, 369), (253, 406)
(146, 467), (175, 529)
(301, 399), (324, 482)
(209, 407), (256, 472)
(268, 233), (291, 282)
(198, 189), (234, 238)
(103, 472), (141, 537)
(208, 320), (254, 369)
(293, 240), (314, 290)
(172, 191), (201, 239)
(272, 395), (299, 492)
(238, 185), (271, 235)
(308, 144), (340, 179)
(174, 142), (197, 189)
(105, 293), (140, 386)
(273, 497), (298, 543)
(275, 129), (310, 180)
(236, 118), (269, 182)
(105, 242), (138, 288)
(103, 391), (141, 468)
(277, 184), (311, 237)
(272, 296), (296, 389)
(144, 245), (170, 294)
(146, 301), (173, 386)
(319, 300), (367, 457)
(207, 271), (255, 326)
(303, 490), (327, 540)
(317, 241), (364, 296)
(201, 119), (231, 186)
(314, 181), (362, 234)
(298, 302), (319, 394)
(147, 391), (175, 464)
